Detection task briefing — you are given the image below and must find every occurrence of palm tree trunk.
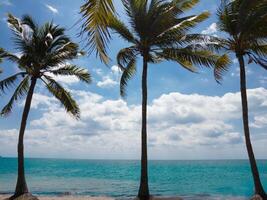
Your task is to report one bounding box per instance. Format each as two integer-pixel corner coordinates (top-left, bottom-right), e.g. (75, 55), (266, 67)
(12, 78), (37, 199)
(138, 55), (150, 200)
(237, 54), (267, 199)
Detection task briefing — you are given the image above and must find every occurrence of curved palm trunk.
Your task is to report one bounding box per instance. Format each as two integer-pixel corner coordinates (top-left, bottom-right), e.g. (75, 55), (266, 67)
(11, 78), (37, 199)
(138, 56), (150, 200)
(237, 55), (267, 199)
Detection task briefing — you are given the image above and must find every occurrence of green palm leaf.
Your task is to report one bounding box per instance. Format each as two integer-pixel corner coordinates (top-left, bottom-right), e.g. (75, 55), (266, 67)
(42, 76), (80, 118)
(108, 15), (136, 43)
(117, 46), (137, 69)
(0, 72), (26, 94)
(49, 64), (91, 83)
(179, 0), (200, 11)
(166, 11), (210, 34)
(120, 58), (136, 97)
(7, 13), (23, 36)
(1, 76), (29, 116)
(213, 54), (231, 82)
(0, 50), (21, 64)
(80, 0), (115, 63)
(158, 48), (222, 71)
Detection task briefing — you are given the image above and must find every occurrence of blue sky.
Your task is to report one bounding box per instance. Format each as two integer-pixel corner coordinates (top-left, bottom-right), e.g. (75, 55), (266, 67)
(0, 0), (267, 160)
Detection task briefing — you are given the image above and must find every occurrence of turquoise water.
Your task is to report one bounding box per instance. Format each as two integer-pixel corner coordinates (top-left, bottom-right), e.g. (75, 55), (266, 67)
(0, 158), (267, 199)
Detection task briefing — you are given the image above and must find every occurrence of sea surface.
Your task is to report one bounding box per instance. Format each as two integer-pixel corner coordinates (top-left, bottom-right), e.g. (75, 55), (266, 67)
(0, 158), (267, 200)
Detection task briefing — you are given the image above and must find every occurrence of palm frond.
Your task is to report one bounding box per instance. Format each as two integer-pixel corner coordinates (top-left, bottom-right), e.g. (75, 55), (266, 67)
(7, 13), (23, 36)
(42, 76), (80, 118)
(117, 46), (138, 70)
(120, 58), (136, 97)
(217, 1), (238, 36)
(158, 47), (229, 72)
(157, 48), (196, 72)
(213, 54), (231, 83)
(1, 76), (29, 116)
(171, 11), (210, 33)
(0, 72), (26, 94)
(80, 0), (115, 63)
(108, 15), (136, 43)
(49, 64), (91, 83)
(178, 0), (199, 11)
(250, 44), (267, 57)
(1, 50), (21, 64)
(122, 0), (150, 39)
(21, 15), (38, 33)
(45, 42), (80, 68)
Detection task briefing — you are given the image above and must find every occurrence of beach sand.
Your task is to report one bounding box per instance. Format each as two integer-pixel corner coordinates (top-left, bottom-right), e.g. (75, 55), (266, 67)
(0, 195), (114, 200)
(0, 195), (184, 200)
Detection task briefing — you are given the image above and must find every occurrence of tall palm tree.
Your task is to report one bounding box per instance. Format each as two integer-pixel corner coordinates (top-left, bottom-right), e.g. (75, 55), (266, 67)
(0, 14), (91, 199)
(212, 0), (267, 198)
(81, 1), (229, 199)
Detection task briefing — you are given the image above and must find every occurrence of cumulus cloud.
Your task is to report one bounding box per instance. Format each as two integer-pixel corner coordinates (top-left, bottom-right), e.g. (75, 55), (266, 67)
(251, 114), (267, 128)
(51, 75), (79, 85)
(111, 65), (120, 74)
(96, 65), (120, 88)
(201, 23), (217, 35)
(1, 88), (267, 159)
(97, 76), (118, 88)
(45, 4), (59, 14)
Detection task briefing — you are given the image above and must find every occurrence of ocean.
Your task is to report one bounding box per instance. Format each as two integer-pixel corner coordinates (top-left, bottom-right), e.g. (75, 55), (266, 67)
(0, 158), (266, 199)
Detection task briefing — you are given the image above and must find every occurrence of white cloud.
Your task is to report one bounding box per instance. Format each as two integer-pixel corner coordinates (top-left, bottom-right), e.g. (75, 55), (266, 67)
(97, 76), (118, 88)
(52, 75), (79, 85)
(251, 114), (267, 128)
(95, 65), (120, 89)
(45, 4), (59, 14)
(1, 88), (267, 159)
(111, 65), (120, 74)
(201, 23), (217, 35)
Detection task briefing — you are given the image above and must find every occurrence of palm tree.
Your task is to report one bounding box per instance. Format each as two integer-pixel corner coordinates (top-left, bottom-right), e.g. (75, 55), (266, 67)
(212, 0), (267, 198)
(81, 1), (229, 199)
(0, 14), (91, 199)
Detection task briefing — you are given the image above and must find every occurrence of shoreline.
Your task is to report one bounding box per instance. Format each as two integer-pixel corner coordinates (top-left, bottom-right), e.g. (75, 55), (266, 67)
(0, 195), (114, 200)
(0, 194), (248, 200)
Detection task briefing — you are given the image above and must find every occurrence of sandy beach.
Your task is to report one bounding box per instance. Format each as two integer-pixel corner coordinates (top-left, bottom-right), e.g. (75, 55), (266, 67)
(0, 195), (187, 200)
(0, 195), (115, 200)
(0, 196), (183, 200)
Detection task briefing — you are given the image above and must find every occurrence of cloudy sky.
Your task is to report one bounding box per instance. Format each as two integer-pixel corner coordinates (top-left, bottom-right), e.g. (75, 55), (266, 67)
(0, 0), (267, 160)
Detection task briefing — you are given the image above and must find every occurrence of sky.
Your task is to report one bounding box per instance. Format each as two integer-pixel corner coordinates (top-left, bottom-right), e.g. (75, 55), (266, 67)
(0, 0), (267, 160)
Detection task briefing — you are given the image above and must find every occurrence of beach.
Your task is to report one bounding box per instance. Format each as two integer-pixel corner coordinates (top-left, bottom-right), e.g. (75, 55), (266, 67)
(0, 195), (249, 200)
(0, 195), (115, 200)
